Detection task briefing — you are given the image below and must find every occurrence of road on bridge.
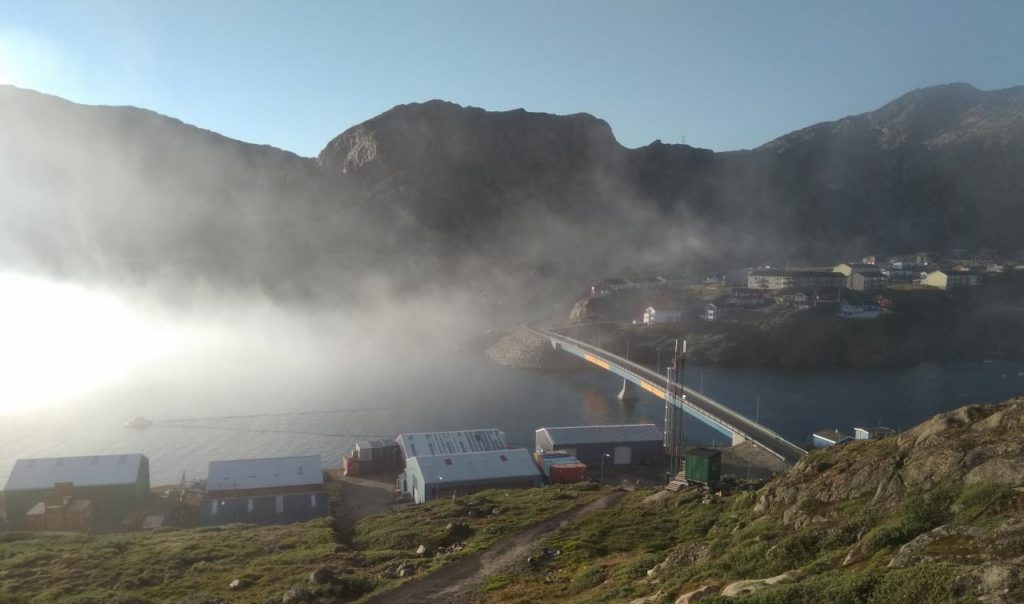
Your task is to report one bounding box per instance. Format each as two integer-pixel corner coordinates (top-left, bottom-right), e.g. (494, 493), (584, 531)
(527, 324), (806, 465)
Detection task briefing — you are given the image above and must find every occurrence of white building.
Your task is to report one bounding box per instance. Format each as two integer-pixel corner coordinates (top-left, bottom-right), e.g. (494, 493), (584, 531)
(643, 306), (683, 325)
(854, 427), (896, 440)
(395, 429), (507, 462)
(399, 449), (542, 503)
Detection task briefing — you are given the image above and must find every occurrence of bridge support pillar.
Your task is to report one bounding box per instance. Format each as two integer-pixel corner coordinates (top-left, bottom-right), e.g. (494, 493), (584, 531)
(617, 379), (638, 402)
(731, 432), (747, 446)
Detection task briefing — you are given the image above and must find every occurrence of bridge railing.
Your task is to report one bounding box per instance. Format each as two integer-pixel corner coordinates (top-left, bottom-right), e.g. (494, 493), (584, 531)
(530, 324), (806, 462)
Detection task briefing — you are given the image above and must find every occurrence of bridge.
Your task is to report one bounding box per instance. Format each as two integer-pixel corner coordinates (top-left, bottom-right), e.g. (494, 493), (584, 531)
(526, 324), (807, 465)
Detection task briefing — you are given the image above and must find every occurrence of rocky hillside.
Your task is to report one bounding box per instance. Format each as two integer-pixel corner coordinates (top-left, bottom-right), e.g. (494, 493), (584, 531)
(477, 398), (1024, 603)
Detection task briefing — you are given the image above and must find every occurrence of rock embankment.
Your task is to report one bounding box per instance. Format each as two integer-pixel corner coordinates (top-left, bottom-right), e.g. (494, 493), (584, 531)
(755, 397), (1024, 528)
(485, 326), (582, 369)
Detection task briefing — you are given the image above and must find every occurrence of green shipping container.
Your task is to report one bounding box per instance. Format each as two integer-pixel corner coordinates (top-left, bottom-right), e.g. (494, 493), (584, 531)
(684, 448), (721, 486)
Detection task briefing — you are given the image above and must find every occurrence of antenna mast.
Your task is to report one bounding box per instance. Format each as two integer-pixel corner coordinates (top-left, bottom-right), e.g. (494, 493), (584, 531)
(663, 339), (687, 477)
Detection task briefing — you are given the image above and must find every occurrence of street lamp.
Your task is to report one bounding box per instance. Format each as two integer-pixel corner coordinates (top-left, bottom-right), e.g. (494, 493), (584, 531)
(600, 453), (611, 482)
(437, 475), (443, 502)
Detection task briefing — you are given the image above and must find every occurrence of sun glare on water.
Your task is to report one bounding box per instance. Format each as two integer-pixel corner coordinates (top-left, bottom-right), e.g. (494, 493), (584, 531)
(0, 273), (177, 413)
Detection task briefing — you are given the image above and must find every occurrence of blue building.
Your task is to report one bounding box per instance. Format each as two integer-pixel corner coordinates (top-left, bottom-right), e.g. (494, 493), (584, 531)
(200, 456), (329, 526)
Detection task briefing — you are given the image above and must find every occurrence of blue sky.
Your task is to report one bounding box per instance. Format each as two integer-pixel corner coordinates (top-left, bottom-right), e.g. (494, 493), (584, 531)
(2, 1), (1022, 156)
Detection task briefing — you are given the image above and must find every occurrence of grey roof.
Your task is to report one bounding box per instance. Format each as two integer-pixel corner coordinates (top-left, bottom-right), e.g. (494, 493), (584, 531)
(813, 429), (851, 443)
(4, 454), (146, 491)
(396, 429), (507, 459)
(407, 449), (540, 485)
(207, 456), (323, 492)
(538, 424), (663, 446)
(356, 439), (397, 451)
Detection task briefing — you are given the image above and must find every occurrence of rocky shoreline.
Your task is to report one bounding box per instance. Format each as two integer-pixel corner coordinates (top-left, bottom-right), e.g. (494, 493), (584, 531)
(483, 326), (582, 370)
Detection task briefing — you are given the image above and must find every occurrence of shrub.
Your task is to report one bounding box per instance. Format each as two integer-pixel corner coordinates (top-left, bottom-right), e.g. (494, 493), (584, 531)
(570, 565), (607, 593)
(613, 553), (662, 581)
(867, 563), (972, 604)
(953, 482), (1012, 521)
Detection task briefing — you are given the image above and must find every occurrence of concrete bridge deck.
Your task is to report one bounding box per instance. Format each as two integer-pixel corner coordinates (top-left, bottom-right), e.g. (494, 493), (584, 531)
(527, 324), (807, 465)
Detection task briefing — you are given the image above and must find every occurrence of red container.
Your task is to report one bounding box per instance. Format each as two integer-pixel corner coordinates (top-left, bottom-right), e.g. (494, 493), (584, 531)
(343, 454), (360, 477)
(549, 462), (588, 483)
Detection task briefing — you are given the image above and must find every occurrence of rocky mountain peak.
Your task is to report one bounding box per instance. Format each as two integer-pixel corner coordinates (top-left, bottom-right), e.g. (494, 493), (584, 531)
(317, 100), (622, 177)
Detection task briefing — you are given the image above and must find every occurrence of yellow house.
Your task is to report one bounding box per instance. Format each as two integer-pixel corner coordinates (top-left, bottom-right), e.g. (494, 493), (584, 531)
(921, 270), (979, 290)
(833, 263), (875, 277)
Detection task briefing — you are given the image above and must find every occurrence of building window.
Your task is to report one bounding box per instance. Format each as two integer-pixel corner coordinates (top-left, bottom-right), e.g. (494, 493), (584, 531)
(444, 459), (452, 465)
(211, 500), (218, 515)
(297, 466), (303, 476)
(310, 494), (317, 508)
(275, 495), (284, 514)
(499, 455), (508, 461)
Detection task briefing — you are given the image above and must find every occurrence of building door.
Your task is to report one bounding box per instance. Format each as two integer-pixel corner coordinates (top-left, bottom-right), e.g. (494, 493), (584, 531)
(613, 446), (631, 465)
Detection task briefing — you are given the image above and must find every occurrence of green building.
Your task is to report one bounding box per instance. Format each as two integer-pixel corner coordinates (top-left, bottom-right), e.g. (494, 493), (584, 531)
(684, 448), (721, 487)
(3, 454), (150, 531)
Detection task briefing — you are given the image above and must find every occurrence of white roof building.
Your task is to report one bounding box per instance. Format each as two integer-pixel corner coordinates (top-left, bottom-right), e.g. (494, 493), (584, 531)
(4, 454), (148, 491)
(396, 428), (507, 460)
(537, 424), (664, 446)
(206, 456), (323, 494)
(402, 449), (542, 503)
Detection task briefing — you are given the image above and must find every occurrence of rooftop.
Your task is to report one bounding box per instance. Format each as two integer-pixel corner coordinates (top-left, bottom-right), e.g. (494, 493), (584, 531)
(813, 429), (851, 443)
(686, 447), (721, 458)
(407, 449), (541, 484)
(397, 429), (507, 459)
(4, 454), (147, 492)
(206, 456), (323, 493)
(538, 423), (663, 446)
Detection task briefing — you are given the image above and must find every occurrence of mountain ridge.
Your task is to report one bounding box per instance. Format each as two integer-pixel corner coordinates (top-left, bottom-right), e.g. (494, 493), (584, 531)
(2, 82), (1023, 294)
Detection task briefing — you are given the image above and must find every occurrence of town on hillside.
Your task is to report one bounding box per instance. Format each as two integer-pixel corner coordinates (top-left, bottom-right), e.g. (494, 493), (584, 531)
(569, 248), (1024, 367)
(590, 249), (1020, 324)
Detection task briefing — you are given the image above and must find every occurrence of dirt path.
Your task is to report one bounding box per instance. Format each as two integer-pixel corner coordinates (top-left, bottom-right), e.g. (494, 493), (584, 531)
(362, 490), (628, 604)
(325, 474), (396, 539)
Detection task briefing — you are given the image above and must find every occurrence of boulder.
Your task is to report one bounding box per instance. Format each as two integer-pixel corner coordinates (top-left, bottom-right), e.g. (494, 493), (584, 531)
(675, 584), (720, 603)
(228, 578), (248, 589)
(308, 567), (335, 585)
(416, 544), (429, 557)
(282, 588), (313, 603)
(720, 570), (802, 597)
(629, 590), (664, 604)
(398, 564), (416, 578)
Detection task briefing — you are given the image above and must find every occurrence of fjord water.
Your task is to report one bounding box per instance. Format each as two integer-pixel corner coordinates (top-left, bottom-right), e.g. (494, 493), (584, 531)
(1, 276), (1022, 486)
(2, 347), (1022, 486)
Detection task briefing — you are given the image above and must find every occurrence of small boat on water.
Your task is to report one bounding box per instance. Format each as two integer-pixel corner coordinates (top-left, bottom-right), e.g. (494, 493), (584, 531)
(983, 359), (993, 364)
(125, 416), (153, 428)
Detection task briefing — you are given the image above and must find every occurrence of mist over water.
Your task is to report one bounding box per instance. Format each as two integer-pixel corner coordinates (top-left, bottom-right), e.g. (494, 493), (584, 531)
(1, 270), (1022, 487)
